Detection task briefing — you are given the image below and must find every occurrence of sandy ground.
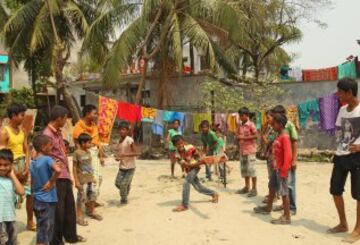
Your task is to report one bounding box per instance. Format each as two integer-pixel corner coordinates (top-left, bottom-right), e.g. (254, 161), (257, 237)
(17, 158), (358, 245)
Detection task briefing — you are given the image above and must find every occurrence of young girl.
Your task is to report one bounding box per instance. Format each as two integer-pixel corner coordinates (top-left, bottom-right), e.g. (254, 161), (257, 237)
(254, 114), (292, 225)
(115, 122), (140, 205)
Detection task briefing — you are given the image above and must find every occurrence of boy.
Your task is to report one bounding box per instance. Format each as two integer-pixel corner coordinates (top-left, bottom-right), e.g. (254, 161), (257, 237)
(73, 133), (102, 224)
(253, 114), (292, 225)
(236, 107), (258, 197)
(214, 127), (230, 180)
(0, 103), (35, 231)
(172, 135), (219, 212)
(115, 122), (139, 205)
(328, 78), (360, 243)
(31, 135), (61, 245)
(0, 149), (25, 245)
(167, 119), (183, 177)
(271, 105), (299, 215)
(200, 120), (221, 181)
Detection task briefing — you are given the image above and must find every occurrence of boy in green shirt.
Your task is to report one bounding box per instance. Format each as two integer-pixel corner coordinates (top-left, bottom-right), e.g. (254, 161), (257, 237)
(167, 119), (183, 177)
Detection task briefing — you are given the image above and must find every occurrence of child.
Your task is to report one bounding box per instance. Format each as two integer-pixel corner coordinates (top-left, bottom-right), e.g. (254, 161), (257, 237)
(254, 114), (292, 225)
(172, 135), (219, 212)
(0, 149), (25, 245)
(73, 133), (102, 225)
(236, 107), (258, 197)
(115, 122), (139, 205)
(167, 119), (183, 177)
(30, 135), (61, 244)
(200, 120), (221, 181)
(214, 127), (231, 180)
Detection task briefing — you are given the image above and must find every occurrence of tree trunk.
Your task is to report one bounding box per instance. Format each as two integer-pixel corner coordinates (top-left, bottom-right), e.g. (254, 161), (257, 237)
(190, 42), (194, 74)
(158, 58), (169, 109)
(135, 59), (148, 105)
(30, 58), (38, 107)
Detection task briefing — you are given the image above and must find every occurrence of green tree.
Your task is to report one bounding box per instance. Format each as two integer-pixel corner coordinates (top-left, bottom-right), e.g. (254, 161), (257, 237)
(1, 0), (138, 121)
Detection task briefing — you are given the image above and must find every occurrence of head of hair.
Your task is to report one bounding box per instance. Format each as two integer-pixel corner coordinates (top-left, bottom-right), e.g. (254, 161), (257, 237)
(77, 133), (92, 145)
(171, 134), (184, 146)
(0, 149), (14, 163)
(82, 104), (97, 118)
(7, 103), (27, 119)
(238, 107), (250, 116)
(271, 105), (286, 115)
(273, 114), (288, 128)
(215, 127), (222, 134)
(337, 77), (358, 96)
(119, 121), (130, 130)
(50, 105), (69, 121)
(172, 119), (180, 125)
(32, 135), (51, 152)
(200, 120), (210, 128)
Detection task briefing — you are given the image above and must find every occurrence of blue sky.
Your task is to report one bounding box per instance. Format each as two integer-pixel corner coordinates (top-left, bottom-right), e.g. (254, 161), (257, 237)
(285, 0), (360, 69)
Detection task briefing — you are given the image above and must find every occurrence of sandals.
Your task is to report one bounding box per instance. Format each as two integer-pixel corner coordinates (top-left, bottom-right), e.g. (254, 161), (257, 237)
(253, 206), (271, 215)
(95, 202), (105, 208)
(77, 219), (89, 226)
(235, 187), (249, 194)
(271, 215), (291, 225)
(273, 205), (283, 212)
(88, 213), (103, 221)
(173, 205), (188, 212)
(247, 189), (258, 197)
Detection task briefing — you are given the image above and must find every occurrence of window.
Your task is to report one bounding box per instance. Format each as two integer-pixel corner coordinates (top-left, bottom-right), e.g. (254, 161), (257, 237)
(0, 65), (5, 81)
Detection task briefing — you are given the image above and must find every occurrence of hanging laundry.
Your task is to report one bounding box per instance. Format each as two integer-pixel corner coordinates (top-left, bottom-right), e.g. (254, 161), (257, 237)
(280, 65), (290, 80)
(303, 67), (338, 81)
(286, 106), (301, 131)
(163, 111), (175, 122)
(117, 102), (142, 123)
(152, 110), (164, 136)
(227, 113), (239, 133)
(288, 67), (303, 81)
(62, 118), (75, 148)
(319, 93), (340, 134)
(255, 111), (262, 131)
(172, 112), (186, 133)
(338, 60), (357, 79)
(297, 99), (320, 129)
(214, 113), (228, 134)
(193, 113), (212, 133)
(98, 96), (118, 143)
(141, 107), (157, 123)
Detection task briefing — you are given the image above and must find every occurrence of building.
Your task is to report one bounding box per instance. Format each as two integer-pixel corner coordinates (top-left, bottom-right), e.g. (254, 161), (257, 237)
(0, 51), (11, 93)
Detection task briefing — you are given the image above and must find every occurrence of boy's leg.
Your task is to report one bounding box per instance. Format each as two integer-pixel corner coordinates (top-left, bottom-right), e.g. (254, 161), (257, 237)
(76, 188), (86, 225)
(192, 175), (217, 198)
(34, 200), (53, 245)
(205, 165), (212, 181)
(288, 168), (297, 213)
(48, 203), (56, 243)
(63, 180), (79, 243)
(126, 169), (135, 196)
(6, 222), (17, 245)
(119, 170), (132, 203)
(328, 157), (349, 233)
(182, 169), (197, 208)
(26, 194), (36, 231)
(170, 152), (176, 177)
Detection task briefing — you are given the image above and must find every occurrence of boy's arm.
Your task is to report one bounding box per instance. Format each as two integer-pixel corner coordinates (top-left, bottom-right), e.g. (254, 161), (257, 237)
(23, 134), (30, 177)
(118, 142), (141, 158)
(0, 128), (9, 149)
(291, 141), (298, 169)
(8, 169), (25, 195)
(43, 160), (61, 192)
(72, 155), (81, 189)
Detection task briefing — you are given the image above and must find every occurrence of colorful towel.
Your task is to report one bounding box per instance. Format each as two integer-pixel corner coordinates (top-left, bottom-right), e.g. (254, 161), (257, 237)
(152, 110), (164, 136)
(163, 111), (175, 122)
(227, 113), (239, 133)
(193, 113), (212, 133)
(117, 102), (141, 123)
(319, 93), (340, 134)
(214, 113), (228, 134)
(98, 96), (118, 143)
(338, 60), (357, 79)
(298, 100), (320, 129)
(141, 107), (157, 123)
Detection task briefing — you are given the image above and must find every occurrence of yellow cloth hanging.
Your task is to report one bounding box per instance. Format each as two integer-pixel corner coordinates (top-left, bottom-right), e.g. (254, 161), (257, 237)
(227, 113), (238, 133)
(287, 105), (301, 132)
(193, 113), (212, 133)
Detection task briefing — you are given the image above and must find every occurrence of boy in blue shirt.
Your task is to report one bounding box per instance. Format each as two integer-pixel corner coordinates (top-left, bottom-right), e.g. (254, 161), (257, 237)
(0, 149), (24, 245)
(30, 135), (61, 245)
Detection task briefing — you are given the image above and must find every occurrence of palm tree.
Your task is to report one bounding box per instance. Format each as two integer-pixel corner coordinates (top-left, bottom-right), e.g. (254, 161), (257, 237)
(1, 0), (138, 121)
(83, 0), (237, 108)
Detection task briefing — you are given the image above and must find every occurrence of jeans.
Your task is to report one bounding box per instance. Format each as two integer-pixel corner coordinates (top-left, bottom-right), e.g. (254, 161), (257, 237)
(288, 169), (297, 211)
(182, 169), (216, 207)
(115, 169), (135, 202)
(0, 221), (16, 245)
(33, 200), (56, 244)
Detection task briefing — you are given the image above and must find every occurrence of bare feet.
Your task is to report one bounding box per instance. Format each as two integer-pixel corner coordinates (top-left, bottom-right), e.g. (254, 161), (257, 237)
(26, 221), (36, 231)
(343, 231), (360, 243)
(327, 224), (349, 234)
(173, 205), (188, 212)
(212, 193), (219, 203)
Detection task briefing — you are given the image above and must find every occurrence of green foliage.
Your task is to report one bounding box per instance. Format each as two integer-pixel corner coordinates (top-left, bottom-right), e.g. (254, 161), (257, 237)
(0, 87), (35, 117)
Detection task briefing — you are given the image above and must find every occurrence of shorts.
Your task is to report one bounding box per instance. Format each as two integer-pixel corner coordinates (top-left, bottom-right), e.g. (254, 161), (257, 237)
(330, 154), (360, 200)
(0, 221), (16, 245)
(268, 170), (289, 196)
(77, 183), (97, 204)
(240, 154), (257, 178)
(13, 157), (31, 196)
(33, 200), (56, 244)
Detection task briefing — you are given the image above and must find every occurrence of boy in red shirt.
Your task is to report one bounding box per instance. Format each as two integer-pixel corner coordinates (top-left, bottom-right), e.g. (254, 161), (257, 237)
(254, 114), (292, 225)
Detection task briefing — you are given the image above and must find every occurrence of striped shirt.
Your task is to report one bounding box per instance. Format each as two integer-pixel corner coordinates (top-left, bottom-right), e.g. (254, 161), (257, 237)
(0, 177), (16, 222)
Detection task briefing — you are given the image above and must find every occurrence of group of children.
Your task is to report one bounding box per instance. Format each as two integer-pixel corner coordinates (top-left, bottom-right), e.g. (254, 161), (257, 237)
(166, 105), (299, 226)
(0, 104), (139, 245)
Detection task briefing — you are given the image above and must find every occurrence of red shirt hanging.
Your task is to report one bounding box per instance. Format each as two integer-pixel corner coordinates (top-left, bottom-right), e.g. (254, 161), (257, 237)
(117, 102), (142, 123)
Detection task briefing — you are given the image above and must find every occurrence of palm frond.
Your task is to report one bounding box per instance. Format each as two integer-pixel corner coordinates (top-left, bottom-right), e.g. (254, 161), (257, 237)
(63, 0), (91, 38)
(170, 12), (183, 71)
(0, 3), (9, 31)
(30, 5), (52, 52)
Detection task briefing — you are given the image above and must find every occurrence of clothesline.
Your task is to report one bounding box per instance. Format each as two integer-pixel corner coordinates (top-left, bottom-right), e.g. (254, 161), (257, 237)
(95, 92), (341, 144)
